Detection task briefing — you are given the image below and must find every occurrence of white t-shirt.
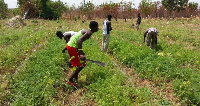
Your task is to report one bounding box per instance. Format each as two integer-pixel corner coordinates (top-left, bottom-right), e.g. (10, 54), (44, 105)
(103, 19), (110, 35)
(147, 28), (158, 33)
(63, 31), (77, 37)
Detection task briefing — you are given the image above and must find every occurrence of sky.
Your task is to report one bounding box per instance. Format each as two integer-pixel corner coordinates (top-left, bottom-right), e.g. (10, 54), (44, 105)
(4, 0), (200, 9)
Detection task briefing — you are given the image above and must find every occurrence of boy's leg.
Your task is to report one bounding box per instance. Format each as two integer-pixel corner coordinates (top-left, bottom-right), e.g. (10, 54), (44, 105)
(136, 24), (139, 31)
(102, 34), (106, 51)
(155, 37), (157, 44)
(151, 34), (156, 49)
(69, 66), (84, 83)
(104, 34), (110, 52)
(102, 34), (109, 52)
(147, 33), (151, 46)
(66, 45), (86, 84)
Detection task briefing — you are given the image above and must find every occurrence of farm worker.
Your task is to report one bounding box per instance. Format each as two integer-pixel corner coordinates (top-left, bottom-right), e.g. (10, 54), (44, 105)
(66, 21), (99, 86)
(56, 31), (77, 53)
(144, 28), (158, 49)
(136, 13), (141, 31)
(102, 14), (112, 52)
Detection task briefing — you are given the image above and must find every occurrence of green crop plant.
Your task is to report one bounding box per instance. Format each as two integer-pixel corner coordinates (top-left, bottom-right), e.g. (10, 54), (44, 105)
(0, 18), (199, 105)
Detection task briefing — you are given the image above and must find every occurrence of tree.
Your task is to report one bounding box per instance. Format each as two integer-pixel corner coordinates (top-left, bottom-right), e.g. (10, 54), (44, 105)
(79, 0), (94, 19)
(188, 2), (198, 16)
(162, 0), (189, 12)
(17, 0), (44, 18)
(139, 0), (154, 17)
(110, 2), (120, 20)
(67, 4), (76, 20)
(99, 2), (120, 20)
(37, 0), (56, 19)
(120, 0), (134, 21)
(21, 1), (39, 18)
(17, 0), (68, 19)
(127, 1), (134, 19)
(188, 2), (198, 11)
(0, 0), (8, 18)
(156, 2), (166, 18)
(99, 3), (111, 18)
(152, 1), (162, 18)
(50, 0), (69, 19)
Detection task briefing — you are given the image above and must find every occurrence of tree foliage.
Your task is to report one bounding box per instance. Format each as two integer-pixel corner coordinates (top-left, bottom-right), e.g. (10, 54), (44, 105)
(162, 0), (189, 12)
(79, 0), (95, 19)
(139, 0), (155, 17)
(17, 0), (68, 19)
(4, 0), (200, 20)
(21, 1), (39, 18)
(0, 0), (8, 18)
(188, 2), (198, 11)
(186, 2), (198, 16)
(120, 1), (134, 19)
(99, 2), (120, 19)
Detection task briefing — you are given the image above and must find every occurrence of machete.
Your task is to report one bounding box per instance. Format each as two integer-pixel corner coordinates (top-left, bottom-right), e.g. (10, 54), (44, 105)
(85, 59), (107, 67)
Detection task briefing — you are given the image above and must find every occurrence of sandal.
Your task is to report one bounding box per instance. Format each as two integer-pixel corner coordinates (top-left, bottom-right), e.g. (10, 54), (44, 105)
(67, 81), (78, 86)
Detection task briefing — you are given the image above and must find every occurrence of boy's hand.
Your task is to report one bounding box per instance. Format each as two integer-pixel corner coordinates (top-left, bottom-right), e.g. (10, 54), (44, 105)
(62, 48), (67, 53)
(79, 55), (86, 60)
(62, 49), (65, 53)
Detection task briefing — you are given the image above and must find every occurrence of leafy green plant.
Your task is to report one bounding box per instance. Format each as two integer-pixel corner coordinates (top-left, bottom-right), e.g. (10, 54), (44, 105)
(1, 18), (199, 105)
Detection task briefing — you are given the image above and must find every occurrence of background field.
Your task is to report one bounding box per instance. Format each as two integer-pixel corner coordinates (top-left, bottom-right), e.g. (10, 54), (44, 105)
(0, 18), (200, 105)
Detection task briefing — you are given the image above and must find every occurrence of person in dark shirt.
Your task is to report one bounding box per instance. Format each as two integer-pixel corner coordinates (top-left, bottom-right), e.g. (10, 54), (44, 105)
(136, 13), (141, 31)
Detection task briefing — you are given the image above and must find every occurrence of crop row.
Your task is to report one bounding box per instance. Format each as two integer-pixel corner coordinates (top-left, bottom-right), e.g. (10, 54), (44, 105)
(93, 28), (200, 105)
(1, 19), (199, 105)
(2, 19), (173, 105)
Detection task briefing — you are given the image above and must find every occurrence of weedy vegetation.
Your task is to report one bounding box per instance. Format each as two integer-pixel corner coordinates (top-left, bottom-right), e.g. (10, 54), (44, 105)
(0, 18), (199, 105)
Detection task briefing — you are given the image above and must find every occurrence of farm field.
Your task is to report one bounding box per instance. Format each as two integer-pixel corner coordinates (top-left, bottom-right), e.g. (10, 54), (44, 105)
(0, 18), (200, 105)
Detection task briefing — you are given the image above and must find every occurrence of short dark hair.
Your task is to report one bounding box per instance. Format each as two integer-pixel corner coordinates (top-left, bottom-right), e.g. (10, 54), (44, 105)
(56, 31), (62, 36)
(89, 21), (98, 29)
(107, 14), (112, 19)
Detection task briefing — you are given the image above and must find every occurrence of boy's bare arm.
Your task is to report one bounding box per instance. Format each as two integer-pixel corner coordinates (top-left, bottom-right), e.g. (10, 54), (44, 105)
(62, 48), (67, 53)
(64, 33), (71, 42)
(144, 30), (148, 42)
(77, 31), (92, 59)
(107, 21), (112, 31)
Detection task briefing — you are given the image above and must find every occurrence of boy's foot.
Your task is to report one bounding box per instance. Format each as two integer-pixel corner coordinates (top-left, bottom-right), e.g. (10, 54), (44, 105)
(66, 81), (78, 87)
(66, 62), (73, 68)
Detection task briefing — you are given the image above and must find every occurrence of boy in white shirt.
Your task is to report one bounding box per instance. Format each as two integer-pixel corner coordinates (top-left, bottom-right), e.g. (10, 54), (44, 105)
(144, 28), (158, 49)
(56, 31), (77, 53)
